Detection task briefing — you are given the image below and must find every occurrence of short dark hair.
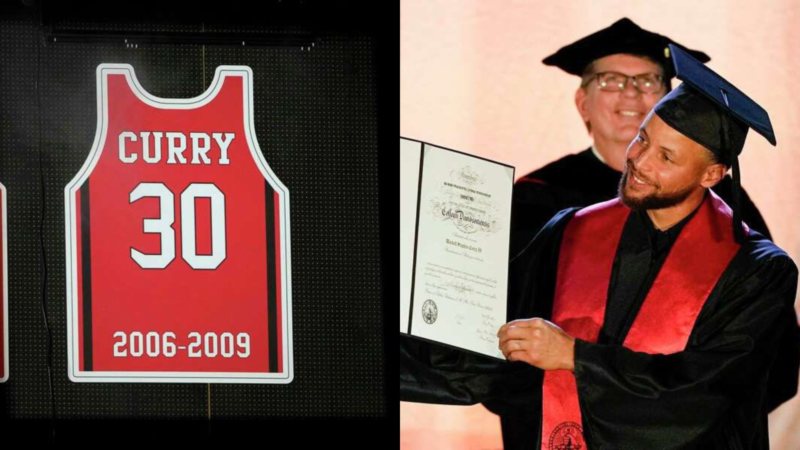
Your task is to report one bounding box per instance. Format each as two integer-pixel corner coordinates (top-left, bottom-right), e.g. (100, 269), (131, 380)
(704, 147), (730, 169)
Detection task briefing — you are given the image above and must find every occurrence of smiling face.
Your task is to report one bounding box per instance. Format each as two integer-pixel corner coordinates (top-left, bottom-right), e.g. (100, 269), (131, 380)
(619, 111), (727, 210)
(575, 54), (665, 163)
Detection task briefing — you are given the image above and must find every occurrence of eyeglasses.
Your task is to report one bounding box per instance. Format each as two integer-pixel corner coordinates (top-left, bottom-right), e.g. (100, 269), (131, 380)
(582, 71), (665, 95)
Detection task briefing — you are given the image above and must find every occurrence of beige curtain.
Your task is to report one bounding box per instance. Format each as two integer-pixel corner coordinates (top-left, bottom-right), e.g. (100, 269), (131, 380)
(400, 1), (800, 448)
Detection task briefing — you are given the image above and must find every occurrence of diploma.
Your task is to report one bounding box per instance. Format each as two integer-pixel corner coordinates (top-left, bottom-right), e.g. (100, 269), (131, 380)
(400, 137), (514, 359)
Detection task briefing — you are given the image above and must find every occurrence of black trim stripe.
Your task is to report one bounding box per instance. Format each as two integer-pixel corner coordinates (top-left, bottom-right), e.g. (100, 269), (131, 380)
(81, 180), (93, 371)
(407, 143), (425, 334)
(265, 181), (278, 373)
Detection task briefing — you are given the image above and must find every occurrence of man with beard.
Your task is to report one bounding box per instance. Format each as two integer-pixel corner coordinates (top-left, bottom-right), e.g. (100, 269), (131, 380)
(401, 45), (799, 449)
(501, 18), (796, 447)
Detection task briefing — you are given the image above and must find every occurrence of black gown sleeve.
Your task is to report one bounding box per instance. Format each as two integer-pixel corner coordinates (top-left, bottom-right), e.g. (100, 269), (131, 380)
(573, 247), (798, 450)
(734, 187), (800, 413)
(400, 208), (578, 411)
(766, 307), (800, 412)
(709, 178), (800, 413)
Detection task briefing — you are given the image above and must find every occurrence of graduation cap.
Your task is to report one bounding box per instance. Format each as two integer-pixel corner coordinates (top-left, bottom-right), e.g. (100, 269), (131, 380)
(542, 18), (710, 80)
(654, 43), (777, 243)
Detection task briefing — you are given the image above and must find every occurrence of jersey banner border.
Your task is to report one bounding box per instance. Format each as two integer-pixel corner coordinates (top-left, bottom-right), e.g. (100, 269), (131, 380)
(1, 182), (8, 383)
(64, 64), (293, 384)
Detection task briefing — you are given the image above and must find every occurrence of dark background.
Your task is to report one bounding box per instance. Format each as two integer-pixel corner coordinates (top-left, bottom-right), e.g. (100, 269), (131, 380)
(0, 0), (395, 444)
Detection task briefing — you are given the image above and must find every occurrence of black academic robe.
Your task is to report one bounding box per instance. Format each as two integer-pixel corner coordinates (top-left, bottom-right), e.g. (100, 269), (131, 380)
(400, 199), (799, 450)
(510, 148), (798, 415)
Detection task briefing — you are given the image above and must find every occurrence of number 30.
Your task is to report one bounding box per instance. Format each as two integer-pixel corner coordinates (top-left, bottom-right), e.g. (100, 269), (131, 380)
(130, 182), (226, 270)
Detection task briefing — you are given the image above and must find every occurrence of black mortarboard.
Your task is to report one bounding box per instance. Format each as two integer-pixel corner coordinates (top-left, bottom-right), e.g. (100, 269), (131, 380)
(542, 18), (710, 80)
(654, 44), (777, 243)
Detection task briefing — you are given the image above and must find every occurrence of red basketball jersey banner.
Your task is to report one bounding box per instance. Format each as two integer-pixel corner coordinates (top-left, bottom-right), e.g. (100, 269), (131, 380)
(65, 65), (293, 383)
(0, 181), (7, 382)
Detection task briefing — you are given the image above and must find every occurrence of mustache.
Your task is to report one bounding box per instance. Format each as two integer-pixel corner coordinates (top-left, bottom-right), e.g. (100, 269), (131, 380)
(623, 161), (654, 185)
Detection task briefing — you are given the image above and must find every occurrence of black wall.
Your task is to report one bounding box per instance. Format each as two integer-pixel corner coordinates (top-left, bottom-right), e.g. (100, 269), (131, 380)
(0, 0), (393, 444)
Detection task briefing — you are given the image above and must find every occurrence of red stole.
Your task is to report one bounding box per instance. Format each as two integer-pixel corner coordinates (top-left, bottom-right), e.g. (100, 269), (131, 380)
(541, 191), (746, 449)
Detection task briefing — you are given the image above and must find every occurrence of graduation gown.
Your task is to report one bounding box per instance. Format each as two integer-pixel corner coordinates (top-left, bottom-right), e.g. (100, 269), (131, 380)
(400, 193), (799, 450)
(510, 148), (798, 415)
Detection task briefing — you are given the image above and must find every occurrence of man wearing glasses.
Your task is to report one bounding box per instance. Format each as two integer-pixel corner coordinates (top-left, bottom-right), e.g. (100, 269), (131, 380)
(511, 18), (772, 253)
